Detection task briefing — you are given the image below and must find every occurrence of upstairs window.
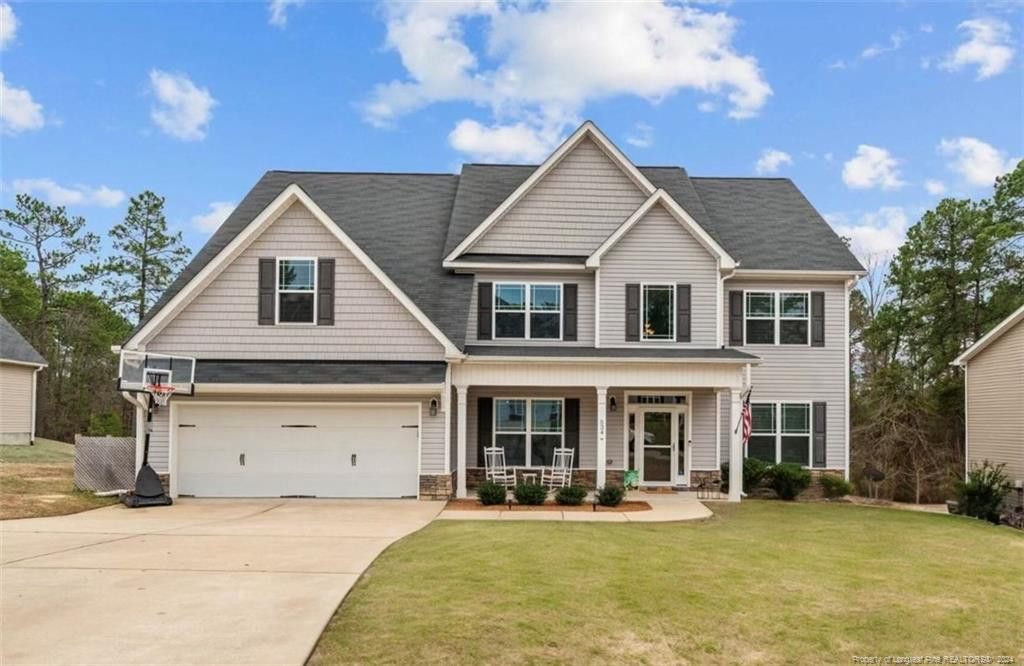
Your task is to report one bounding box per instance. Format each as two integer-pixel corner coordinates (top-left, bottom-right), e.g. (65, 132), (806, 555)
(494, 283), (561, 340)
(277, 258), (316, 324)
(642, 284), (674, 341)
(744, 291), (809, 345)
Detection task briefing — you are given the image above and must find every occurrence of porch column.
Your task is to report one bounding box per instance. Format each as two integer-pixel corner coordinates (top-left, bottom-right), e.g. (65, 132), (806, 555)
(456, 385), (468, 499)
(596, 386), (608, 487)
(728, 388), (743, 502)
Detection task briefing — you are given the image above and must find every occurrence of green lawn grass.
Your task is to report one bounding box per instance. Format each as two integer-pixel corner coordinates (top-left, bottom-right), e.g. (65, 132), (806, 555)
(310, 502), (1024, 665)
(0, 438), (118, 520)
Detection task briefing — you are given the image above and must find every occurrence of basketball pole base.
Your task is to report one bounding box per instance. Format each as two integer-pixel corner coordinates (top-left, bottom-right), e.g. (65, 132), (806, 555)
(122, 462), (173, 508)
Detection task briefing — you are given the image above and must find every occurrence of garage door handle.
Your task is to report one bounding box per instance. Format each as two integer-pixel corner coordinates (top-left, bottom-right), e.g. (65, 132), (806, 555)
(239, 453), (245, 466)
(351, 454), (357, 467)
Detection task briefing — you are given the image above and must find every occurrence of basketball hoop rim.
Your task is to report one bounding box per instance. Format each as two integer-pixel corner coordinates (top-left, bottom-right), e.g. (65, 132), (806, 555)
(145, 383), (176, 406)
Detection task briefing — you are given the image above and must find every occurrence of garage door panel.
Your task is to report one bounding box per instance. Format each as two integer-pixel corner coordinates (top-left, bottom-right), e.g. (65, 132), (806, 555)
(176, 403), (420, 498)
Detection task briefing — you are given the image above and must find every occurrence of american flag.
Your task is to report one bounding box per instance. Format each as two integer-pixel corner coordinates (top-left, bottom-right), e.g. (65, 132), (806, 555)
(741, 389), (752, 447)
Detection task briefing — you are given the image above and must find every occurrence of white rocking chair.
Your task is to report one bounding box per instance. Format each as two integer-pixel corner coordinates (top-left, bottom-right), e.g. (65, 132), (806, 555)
(483, 446), (516, 489)
(541, 447), (574, 490)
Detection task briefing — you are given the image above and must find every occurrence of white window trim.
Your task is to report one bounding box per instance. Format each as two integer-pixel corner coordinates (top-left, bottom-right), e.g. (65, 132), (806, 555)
(748, 401), (814, 467)
(493, 397), (565, 467)
(275, 257), (318, 325)
(493, 282), (564, 341)
(640, 282), (676, 342)
(742, 290), (811, 346)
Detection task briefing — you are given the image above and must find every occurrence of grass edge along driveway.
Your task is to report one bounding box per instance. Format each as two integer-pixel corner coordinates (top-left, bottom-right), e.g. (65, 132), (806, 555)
(310, 501), (1024, 665)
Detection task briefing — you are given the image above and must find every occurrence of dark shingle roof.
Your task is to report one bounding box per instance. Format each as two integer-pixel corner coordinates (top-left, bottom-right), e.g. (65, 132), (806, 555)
(464, 346), (758, 361)
(194, 360), (445, 384)
(0, 314), (46, 365)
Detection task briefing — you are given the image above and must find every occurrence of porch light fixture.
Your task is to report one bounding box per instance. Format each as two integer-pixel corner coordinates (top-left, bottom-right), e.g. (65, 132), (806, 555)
(429, 397), (439, 417)
(609, 396), (617, 412)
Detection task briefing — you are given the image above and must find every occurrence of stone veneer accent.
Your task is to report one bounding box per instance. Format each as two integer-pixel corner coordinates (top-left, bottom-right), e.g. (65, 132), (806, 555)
(419, 473), (454, 500)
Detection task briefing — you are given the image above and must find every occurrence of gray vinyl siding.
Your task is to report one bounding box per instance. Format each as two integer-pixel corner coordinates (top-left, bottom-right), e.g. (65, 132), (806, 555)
(0, 362), (34, 444)
(465, 272), (594, 346)
(145, 394), (446, 478)
(598, 204), (719, 347)
(690, 389), (718, 470)
(720, 279), (848, 470)
(148, 201), (445, 361)
(470, 137), (646, 256)
(966, 320), (1024, 484)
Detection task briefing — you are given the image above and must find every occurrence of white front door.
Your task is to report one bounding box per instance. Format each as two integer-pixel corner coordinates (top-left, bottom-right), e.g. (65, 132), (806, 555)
(175, 403), (419, 498)
(629, 403), (691, 486)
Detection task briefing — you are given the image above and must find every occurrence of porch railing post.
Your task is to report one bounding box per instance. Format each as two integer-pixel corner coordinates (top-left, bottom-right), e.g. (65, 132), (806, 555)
(456, 385), (468, 499)
(596, 386), (608, 488)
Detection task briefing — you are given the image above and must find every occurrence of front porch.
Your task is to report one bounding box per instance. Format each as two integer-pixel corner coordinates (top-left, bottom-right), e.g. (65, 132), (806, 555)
(449, 356), (753, 501)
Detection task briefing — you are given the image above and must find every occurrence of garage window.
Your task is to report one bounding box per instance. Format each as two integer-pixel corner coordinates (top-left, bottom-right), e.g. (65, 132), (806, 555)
(277, 258), (317, 324)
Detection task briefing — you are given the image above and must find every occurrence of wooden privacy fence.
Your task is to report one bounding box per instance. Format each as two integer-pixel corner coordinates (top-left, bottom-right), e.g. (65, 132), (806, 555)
(74, 435), (135, 492)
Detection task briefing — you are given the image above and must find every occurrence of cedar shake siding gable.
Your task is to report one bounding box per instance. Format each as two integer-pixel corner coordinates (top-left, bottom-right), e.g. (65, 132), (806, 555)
(469, 137), (649, 256)
(148, 201), (445, 360)
(598, 203), (719, 347)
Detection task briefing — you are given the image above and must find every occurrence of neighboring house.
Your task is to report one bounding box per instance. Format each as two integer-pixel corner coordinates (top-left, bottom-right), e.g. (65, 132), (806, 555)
(0, 314), (47, 445)
(954, 304), (1024, 504)
(117, 121), (864, 501)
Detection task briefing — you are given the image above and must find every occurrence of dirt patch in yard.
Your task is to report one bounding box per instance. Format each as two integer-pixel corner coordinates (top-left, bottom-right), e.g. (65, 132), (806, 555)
(0, 440), (118, 520)
(444, 499), (651, 512)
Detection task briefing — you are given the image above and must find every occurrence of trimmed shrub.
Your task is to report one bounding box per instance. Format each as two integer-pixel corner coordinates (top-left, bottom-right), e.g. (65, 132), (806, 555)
(554, 485), (588, 506)
(766, 463), (812, 500)
(954, 461), (1011, 524)
(513, 483), (548, 505)
(720, 457), (769, 493)
(819, 474), (854, 499)
(596, 484), (626, 507)
(476, 480), (507, 505)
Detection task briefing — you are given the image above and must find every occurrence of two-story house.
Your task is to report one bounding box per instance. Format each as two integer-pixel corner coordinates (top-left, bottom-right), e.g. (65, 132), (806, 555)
(117, 122), (864, 502)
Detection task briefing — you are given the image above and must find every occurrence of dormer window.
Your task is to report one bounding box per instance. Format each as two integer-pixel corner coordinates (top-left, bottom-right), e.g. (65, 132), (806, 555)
(494, 283), (562, 340)
(277, 258), (316, 324)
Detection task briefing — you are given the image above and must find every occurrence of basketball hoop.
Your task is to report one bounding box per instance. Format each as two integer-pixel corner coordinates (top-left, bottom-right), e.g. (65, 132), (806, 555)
(146, 383), (176, 407)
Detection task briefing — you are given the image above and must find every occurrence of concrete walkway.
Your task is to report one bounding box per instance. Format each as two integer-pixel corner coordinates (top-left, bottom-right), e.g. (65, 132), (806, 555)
(1, 499), (441, 666)
(437, 491), (714, 522)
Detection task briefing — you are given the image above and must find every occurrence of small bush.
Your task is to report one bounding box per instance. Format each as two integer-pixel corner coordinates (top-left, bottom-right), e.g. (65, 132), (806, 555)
(513, 483), (548, 505)
(476, 480), (507, 505)
(819, 474), (854, 499)
(954, 461), (1010, 524)
(554, 485), (588, 506)
(766, 463), (812, 500)
(720, 457), (770, 493)
(596, 484), (626, 507)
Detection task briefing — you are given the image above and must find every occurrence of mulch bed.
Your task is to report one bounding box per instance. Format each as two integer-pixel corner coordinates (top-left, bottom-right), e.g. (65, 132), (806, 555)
(444, 499), (652, 512)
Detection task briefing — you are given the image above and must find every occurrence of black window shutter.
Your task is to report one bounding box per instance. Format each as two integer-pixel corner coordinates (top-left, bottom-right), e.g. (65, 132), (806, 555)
(258, 258), (275, 325)
(811, 291), (825, 347)
(477, 397), (493, 468)
(625, 283), (640, 341)
(564, 398), (580, 468)
(478, 282), (492, 340)
(728, 290), (743, 346)
(563, 284), (578, 341)
(813, 402), (827, 468)
(317, 258), (335, 326)
(676, 284), (691, 342)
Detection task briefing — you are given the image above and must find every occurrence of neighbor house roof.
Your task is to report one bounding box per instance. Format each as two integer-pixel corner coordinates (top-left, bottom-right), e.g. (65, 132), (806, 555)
(953, 303), (1024, 365)
(194, 360), (446, 384)
(0, 314), (46, 366)
(130, 158), (863, 352)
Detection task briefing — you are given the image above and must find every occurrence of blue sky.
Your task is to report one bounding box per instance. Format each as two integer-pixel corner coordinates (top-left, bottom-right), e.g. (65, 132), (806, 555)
(2, 1), (1021, 266)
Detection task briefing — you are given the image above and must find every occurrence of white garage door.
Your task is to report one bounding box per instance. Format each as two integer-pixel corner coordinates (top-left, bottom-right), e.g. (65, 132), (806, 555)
(176, 403), (419, 498)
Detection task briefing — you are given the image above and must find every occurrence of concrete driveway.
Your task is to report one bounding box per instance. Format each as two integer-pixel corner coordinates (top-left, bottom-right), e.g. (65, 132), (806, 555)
(1, 499), (442, 665)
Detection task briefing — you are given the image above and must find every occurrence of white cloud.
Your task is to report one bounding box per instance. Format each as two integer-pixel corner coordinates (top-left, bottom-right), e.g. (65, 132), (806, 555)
(938, 137), (1019, 187)
(448, 120), (557, 163)
(367, 2), (772, 161)
(0, 73), (44, 134)
(842, 145), (905, 190)
(268, 0), (305, 28)
(827, 60), (847, 70)
(697, 101), (717, 113)
(148, 69), (217, 141)
(861, 30), (906, 59)
(754, 148), (793, 175)
(626, 122), (653, 149)
(941, 18), (1014, 79)
(920, 24), (934, 34)
(12, 178), (126, 207)
(1, 2), (18, 50)
(924, 179), (947, 195)
(827, 206), (910, 260)
(190, 201), (235, 232)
